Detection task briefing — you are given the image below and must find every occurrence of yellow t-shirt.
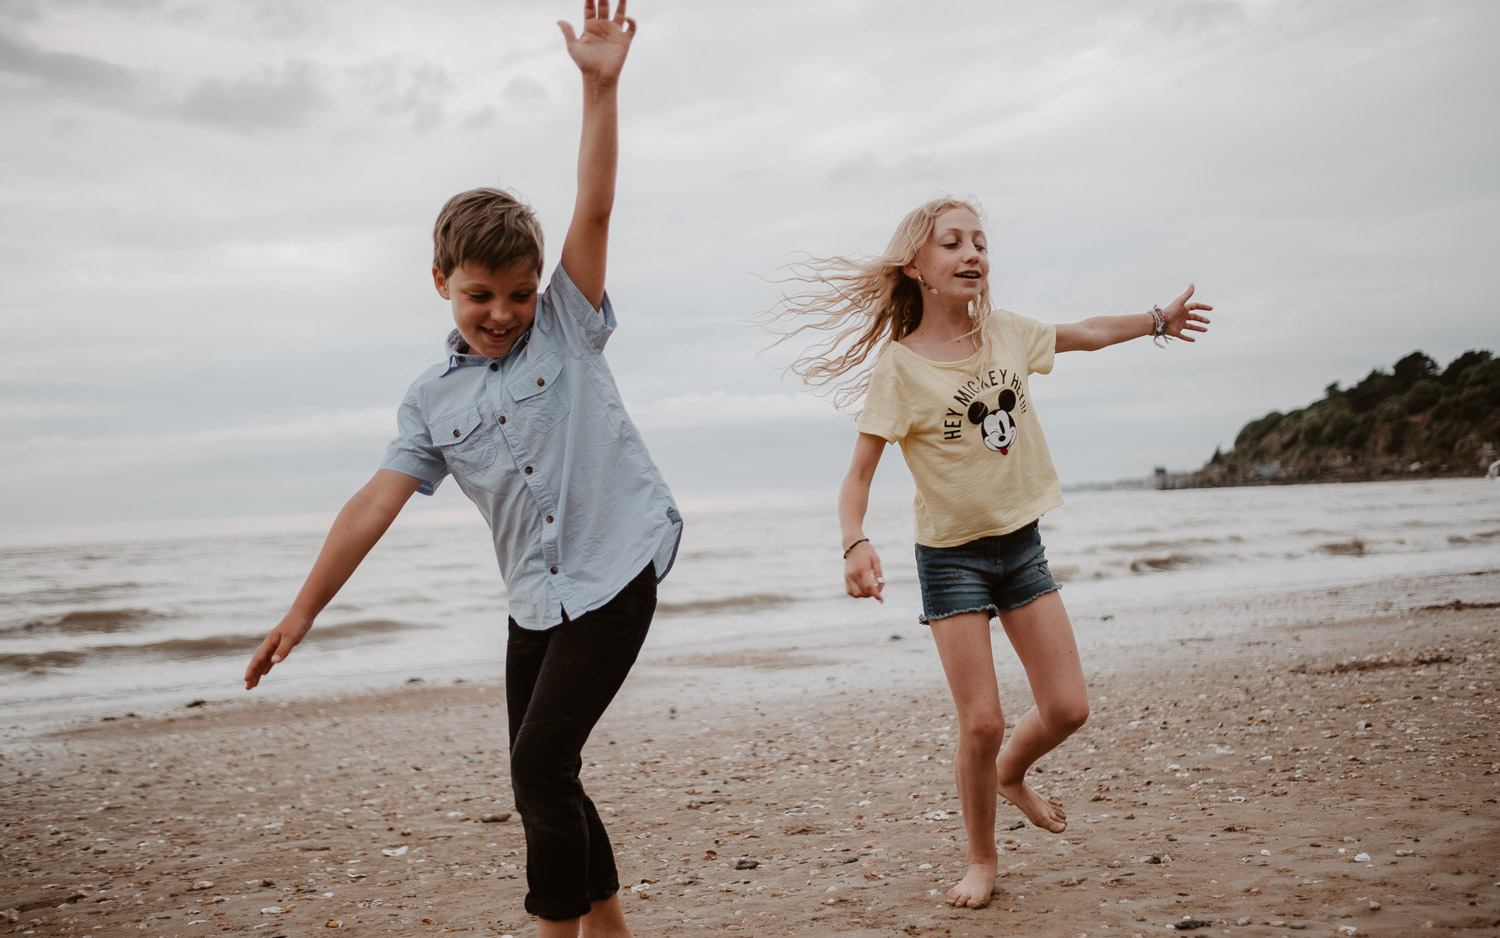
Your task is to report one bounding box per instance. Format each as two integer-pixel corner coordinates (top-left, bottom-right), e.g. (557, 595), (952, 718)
(857, 310), (1062, 548)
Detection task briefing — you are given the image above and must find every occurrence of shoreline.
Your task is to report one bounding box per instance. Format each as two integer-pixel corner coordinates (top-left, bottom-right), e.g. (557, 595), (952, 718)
(3, 569), (1498, 936)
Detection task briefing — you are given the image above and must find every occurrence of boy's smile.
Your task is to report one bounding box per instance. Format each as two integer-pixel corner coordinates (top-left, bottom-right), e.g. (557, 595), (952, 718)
(434, 261), (541, 359)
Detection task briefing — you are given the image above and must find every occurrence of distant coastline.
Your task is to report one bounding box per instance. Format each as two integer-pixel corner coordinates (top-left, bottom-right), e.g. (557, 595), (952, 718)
(1160, 349), (1499, 489)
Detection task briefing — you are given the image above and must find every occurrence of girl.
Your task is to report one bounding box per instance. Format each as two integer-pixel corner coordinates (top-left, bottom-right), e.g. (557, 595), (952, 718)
(775, 197), (1210, 909)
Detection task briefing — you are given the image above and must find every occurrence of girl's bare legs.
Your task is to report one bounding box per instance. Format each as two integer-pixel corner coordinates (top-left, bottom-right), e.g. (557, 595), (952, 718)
(928, 611), (1006, 908)
(536, 895), (633, 938)
(995, 590), (1090, 833)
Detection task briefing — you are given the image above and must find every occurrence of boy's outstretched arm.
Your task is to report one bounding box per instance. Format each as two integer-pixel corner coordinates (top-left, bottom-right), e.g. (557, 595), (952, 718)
(243, 469), (422, 689)
(1055, 283), (1212, 353)
(557, 0), (636, 310)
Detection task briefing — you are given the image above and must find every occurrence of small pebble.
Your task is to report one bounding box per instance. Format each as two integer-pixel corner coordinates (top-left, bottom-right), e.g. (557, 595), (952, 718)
(1369, 900), (1381, 910)
(1354, 853), (1371, 862)
(1237, 918), (1251, 926)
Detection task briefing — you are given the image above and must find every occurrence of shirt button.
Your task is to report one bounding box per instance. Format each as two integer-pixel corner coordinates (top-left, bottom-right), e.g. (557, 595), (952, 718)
(545, 515), (554, 523)
(536, 377), (545, 387)
(524, 466), (533, 474)
(498, 415), (507, 424)
(452, 429), (461, 438)
(549, 565), (558, 574)
(489, 362), (499, 372)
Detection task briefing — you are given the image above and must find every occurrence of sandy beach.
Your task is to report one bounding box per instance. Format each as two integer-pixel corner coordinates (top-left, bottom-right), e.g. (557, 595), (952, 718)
(3, 565), (1498, 938)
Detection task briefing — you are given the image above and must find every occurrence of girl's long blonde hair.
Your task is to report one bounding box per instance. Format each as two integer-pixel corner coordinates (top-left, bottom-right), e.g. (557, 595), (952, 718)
(763, 197), (994, 413)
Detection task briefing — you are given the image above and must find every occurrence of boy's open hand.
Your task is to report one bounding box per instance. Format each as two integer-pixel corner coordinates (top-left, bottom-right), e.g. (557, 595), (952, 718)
(244, 615), (313, 690)
(559, 0), (636, 85)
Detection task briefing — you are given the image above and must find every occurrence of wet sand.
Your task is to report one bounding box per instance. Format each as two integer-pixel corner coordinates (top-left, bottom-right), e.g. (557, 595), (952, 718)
(3, 569), (1498, 937)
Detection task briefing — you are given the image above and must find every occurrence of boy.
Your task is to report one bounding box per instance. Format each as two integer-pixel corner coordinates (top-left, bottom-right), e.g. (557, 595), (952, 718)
(244, 3), (678, 935)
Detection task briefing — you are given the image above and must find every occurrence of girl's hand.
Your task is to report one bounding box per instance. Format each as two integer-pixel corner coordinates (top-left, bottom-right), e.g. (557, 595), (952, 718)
(844, 541), (885, 603)
(244, 614), (313, 690)
(1161, 283), (1212, 341)
(559, 0), (636, 86)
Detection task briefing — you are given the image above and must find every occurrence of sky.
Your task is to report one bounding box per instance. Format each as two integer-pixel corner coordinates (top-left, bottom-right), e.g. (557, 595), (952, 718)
(2, 0), (1497, 544)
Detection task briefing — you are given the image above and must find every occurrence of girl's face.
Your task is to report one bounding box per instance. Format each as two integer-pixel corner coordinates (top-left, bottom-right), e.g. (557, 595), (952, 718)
(904, 206), (989, 300)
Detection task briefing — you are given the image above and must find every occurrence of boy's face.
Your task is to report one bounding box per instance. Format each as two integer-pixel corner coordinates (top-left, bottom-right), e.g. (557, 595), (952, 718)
(434, 261), (540, 359)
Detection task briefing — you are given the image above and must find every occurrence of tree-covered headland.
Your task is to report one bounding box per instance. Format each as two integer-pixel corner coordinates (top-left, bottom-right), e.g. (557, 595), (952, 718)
(1168, 350), (1499, 488)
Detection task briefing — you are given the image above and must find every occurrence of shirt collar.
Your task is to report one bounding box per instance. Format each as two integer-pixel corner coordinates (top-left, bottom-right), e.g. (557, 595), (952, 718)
(442, 328), (531, 375)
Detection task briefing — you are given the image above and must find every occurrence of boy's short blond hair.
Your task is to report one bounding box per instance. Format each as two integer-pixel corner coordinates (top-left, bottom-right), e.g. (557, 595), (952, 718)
(432, 187), (545, 277)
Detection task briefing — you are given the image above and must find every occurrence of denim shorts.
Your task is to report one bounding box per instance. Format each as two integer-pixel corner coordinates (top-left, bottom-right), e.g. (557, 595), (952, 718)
(914, 520), (1060, 624)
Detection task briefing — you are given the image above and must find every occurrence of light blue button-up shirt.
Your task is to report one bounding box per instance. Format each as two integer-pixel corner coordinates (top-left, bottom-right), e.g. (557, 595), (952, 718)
(381, 266), (682, 630)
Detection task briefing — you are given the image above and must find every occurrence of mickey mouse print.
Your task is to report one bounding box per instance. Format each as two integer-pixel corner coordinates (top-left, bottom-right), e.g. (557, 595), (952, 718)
(940, 366), (1031, 454)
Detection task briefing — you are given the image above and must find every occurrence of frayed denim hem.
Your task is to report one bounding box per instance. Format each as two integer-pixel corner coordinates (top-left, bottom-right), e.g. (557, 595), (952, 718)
(920, 585), (1062, 624)
(997, 584), (1061, 613)
(919, 603), (999, 625)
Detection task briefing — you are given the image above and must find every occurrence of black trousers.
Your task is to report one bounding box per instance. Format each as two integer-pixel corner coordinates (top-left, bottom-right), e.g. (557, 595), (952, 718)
(505, 562), (655, 921)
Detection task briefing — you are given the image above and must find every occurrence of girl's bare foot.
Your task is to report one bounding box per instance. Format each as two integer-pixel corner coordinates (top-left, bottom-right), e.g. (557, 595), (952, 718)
(946, 861), (997, 908)
(997, 778), (1066, 833)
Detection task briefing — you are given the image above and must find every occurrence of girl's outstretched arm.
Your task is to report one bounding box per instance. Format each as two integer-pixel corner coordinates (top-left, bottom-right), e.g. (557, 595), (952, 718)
(839, 432), (887, 603)
(1055, 283), (1212, 353)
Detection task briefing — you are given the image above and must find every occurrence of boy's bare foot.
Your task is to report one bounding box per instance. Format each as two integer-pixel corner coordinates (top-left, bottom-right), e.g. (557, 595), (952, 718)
(997, 778), (1067, 833)
(945, 862), (997, 908)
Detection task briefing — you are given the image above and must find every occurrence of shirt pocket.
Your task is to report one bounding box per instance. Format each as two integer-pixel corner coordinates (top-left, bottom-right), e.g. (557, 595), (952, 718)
(508, 351), (571, 433)
(430, 405), (497, 475)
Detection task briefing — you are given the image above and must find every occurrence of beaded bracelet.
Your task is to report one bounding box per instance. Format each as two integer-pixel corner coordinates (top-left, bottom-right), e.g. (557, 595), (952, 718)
(843, 537), (870, 559)
(1149, 305), (1172, 348)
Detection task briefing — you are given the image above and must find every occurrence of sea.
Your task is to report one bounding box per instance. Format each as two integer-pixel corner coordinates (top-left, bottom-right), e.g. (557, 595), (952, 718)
(2, 479), (1496, 727)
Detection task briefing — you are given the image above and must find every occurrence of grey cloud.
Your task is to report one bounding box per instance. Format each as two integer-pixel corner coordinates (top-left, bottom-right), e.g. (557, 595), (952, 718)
(0, 30), (139, 97)
(463, 106), (498, 132)
(1148, 0), (1249, 36)
(351, 59), (454, 132)
(0, 30), (327, 133)
(173, 59), (327, 131)
(502, 75), (546, 106)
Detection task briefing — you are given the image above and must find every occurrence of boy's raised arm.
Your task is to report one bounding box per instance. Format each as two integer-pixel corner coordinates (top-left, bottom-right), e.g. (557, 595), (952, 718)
(557, 0), (636, 310)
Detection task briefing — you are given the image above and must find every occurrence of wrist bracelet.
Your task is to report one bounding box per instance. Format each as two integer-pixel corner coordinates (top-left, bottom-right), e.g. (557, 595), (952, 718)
(843, 537), (869, 559)
(1149, 305), (1172, 348)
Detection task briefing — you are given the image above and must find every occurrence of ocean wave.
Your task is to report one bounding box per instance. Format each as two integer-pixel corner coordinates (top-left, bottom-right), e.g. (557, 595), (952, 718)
(656, 593), (797, 617)
(309, 619), (423, 641)
(1129, 552), (1198, 573)
(0, 618), (429, 673)
(0, 582), (144, 607)
(1317, 539), (1366, 557)
(0, 650), (88, 673)
(1096, 535), (1243, 553)
(2, 608), (157, 636)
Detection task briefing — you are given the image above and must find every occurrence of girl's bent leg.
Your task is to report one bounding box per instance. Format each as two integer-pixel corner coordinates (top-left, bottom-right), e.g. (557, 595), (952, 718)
(506, 564), (656, 925)
(995, 590), (1089, 833)
(928, 610), (1005, 908)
